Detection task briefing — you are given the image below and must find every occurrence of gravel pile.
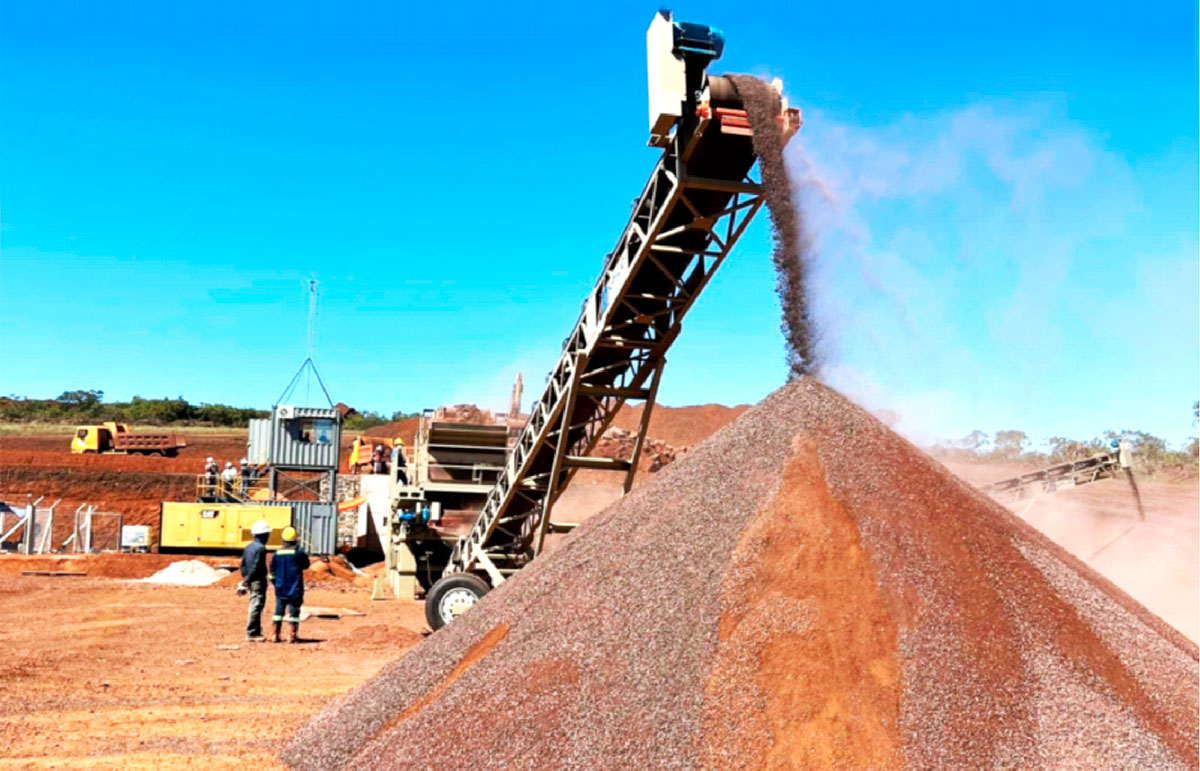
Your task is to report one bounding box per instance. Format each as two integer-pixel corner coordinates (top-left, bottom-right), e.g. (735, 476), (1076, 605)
(284, 380), (1198, 769)
(138, 559), (227, 586)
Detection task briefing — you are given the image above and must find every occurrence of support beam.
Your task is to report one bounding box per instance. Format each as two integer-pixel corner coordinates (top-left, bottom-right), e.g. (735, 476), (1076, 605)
(475, 552), (506, 587)
(534, 356), (581, 557)
(624, 360), (666, 495)
(578, 385), (653, 400)
(595, 338), (658, 350)
(562, 456), (633, 472)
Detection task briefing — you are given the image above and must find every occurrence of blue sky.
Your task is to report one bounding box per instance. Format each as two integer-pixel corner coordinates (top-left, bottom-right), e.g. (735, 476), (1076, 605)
(1, 1), (1196, 446)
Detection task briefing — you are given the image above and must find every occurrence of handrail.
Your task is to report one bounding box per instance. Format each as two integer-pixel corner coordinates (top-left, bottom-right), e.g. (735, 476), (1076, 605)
(195, 473), (271, 503)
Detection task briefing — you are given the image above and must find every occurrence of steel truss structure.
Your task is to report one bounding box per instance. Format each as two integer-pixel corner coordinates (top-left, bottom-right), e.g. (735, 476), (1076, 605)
(449, 138), (765, 579)
(981, 453), (1122, 499)
(269, 467), (333, 502)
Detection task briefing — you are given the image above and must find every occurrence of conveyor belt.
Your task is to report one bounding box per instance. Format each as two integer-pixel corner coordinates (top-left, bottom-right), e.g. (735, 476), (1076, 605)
(981, 453), (1121, 498)
(447, 90), (777, 579)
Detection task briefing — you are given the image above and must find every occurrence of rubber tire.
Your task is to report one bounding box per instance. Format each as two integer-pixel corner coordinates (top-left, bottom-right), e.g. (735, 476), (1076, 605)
(424, 573), (491, 631)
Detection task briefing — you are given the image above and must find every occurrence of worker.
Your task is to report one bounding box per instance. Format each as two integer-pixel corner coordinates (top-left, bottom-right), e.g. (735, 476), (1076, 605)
(349, 436), (362, 473)
(391, 439), (409, 484)
(237, 520), (272, 642)
(239, 458), (253, 496)
(221, 461), (237, 500)
(203, 457), (218, 500)
(371, 444), (385, 475)
(268, 526), (310, 643)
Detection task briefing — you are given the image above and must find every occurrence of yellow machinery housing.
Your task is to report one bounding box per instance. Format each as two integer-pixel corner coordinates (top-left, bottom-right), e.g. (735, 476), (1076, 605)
(159, 502), (291, 550)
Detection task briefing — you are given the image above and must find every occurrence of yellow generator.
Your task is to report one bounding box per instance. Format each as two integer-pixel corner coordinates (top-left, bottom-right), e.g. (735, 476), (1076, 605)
(159, 503), (292, 551)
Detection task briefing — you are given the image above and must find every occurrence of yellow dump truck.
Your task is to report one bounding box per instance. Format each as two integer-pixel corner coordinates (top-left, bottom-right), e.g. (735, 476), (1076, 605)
(159, 503), (291, 551)
(71, 422), (187, 457)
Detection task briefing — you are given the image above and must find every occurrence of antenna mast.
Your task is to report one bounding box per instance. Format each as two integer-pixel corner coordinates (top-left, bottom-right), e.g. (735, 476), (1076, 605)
(305, 279), (318, 405)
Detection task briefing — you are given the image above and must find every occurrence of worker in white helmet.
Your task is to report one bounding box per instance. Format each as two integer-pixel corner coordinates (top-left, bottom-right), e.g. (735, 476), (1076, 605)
(220, 461), (237, 500)
(238, 457), (254, 497)
(237, 520), (273, 642)
(203, 456), (219, 500)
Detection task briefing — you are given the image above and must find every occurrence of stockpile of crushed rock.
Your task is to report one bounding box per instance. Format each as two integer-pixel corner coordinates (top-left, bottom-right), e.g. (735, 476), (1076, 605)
(285, 379), (1197, 769)
(139, 559), (228, 586)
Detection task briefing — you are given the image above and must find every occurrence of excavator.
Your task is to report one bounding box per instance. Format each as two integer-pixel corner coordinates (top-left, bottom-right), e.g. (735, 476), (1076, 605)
(383, 11), (803, 629)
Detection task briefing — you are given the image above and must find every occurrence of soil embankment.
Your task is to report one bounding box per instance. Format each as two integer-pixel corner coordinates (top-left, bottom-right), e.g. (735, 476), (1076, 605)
(608, 402), (749, 447)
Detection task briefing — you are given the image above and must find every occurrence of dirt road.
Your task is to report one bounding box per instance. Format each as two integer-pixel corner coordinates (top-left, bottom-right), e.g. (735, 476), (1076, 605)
(0, 567), (425, 769)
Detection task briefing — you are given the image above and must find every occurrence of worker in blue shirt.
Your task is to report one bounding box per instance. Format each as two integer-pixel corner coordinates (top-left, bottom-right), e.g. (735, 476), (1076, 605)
(269, 526), (310, 643)
(237, 520), (272, 642)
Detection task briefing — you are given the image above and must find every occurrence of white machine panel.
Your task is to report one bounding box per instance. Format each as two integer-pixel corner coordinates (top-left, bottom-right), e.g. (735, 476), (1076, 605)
(646, 11), (685, 147)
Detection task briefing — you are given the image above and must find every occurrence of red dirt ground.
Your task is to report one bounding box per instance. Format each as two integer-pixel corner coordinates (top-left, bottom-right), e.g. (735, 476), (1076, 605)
(0, 562), (426, 768)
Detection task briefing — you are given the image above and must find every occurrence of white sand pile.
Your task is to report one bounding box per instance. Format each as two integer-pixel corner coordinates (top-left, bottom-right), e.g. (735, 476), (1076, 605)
(140, 560), (228, 586)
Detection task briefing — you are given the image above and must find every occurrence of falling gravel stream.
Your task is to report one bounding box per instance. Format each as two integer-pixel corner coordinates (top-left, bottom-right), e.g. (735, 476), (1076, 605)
(729, 74), (818, 378)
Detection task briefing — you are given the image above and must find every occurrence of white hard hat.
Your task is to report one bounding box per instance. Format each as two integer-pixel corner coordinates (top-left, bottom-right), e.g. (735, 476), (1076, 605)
(206, 456), (214, 462)
(250, 520), (272, 536)
(225, 461), (233, 468)
(240, 458), (248, 464)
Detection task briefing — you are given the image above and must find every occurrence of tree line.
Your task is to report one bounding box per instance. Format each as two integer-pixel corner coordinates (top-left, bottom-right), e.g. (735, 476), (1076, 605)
(0, 390), (408, 430)
(933, 426), (1198, 473)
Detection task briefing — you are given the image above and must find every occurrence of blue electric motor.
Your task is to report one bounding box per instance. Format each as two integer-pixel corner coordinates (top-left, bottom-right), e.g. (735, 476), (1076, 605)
(397, 505), (431, 526)
(673, 20), (724, 62)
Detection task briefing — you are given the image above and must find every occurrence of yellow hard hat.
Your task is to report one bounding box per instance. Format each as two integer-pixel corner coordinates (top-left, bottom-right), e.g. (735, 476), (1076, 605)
(281, 526), (298, 542)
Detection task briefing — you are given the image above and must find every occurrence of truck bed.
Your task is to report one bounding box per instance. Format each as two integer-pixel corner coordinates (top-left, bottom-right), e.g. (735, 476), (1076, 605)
(112, 433), (184, 450)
